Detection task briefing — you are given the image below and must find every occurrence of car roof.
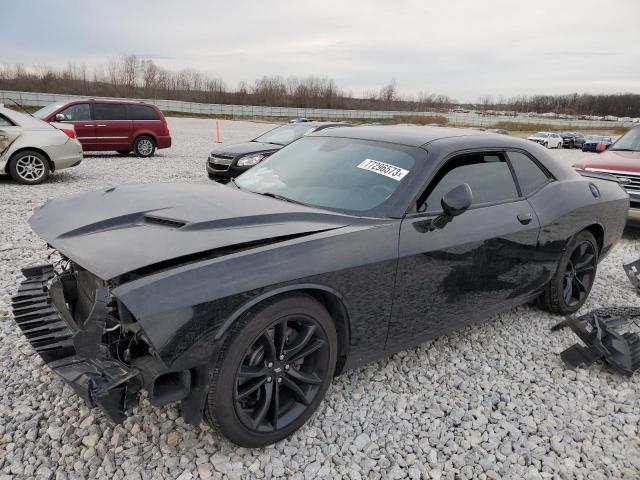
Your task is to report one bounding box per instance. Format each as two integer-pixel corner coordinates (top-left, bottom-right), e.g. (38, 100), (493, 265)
(57, 98), (158, 106)
(310, 124), (500, 147)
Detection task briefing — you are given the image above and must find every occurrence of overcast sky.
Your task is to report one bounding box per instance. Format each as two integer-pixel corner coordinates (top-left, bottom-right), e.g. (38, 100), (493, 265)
(3, 0), (639, 102)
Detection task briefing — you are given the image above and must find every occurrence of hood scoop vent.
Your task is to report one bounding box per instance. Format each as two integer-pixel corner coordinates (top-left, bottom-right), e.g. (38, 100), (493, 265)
(143, 215), (187, 229)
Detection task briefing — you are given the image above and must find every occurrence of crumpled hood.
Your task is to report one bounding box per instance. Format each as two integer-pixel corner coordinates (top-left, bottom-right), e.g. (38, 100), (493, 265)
(29, 182), (352, 280)
(210, 141), (282, 157)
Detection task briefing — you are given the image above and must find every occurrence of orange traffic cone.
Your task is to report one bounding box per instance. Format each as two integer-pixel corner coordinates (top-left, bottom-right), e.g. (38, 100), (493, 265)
(215, 121), (221, 143)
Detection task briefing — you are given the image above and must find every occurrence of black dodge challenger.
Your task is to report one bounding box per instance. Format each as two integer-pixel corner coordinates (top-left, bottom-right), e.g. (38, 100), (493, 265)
(12, 126), (628, 447)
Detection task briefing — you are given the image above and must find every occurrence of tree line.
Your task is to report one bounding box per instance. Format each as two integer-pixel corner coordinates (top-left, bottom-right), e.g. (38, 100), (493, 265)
(481, 93), (640, 118)
(0, 56), (453, 112)
(0, 55), (638, 116)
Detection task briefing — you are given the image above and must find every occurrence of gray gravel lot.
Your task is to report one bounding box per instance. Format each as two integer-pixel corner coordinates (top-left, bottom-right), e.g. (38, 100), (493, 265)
(1, 118), (639, 480)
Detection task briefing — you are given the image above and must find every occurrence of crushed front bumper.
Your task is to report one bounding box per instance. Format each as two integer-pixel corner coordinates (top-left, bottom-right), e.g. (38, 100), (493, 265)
(11, 264), (141, 422)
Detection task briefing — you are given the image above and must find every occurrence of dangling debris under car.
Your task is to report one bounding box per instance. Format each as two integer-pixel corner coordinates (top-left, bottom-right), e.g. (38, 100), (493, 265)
(552, 260), (640, 376)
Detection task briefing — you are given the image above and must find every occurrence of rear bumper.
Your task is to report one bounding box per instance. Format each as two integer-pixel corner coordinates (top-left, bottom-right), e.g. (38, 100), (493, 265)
(11, 264), (140, 422)
(156, 136), (172, 149)
(43, 139), (84, 170)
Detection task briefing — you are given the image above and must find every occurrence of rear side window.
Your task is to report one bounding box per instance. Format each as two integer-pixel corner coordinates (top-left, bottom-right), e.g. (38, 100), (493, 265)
(60, 103), (91, 121)
(128, 105), (159, 120)
(508, 151), (550, 195)
(93, 103), (127, 120)
(420, 152), (518, 212)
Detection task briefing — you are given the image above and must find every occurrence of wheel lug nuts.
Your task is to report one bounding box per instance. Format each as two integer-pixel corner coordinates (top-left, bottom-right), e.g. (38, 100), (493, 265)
(277, 377), (282, 384)
(267, 362), (273, 368)
(284, 364), (290, 370)
(266, 376), (272, 383)
(279, 354), (284, 360)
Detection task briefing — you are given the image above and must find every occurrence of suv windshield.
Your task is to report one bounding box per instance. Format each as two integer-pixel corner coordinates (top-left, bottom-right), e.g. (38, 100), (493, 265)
(610, 128), (640, 151)
(235, 136), (418, 214)
(253, 124), (319, 146)
(534, 132), (549, 137)
(34, 102), (67, 119)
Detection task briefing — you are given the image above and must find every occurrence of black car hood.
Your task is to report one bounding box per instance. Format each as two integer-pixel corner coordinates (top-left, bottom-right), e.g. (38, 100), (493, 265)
(210, 141), (282, 157)
(29, 183), (352, 280)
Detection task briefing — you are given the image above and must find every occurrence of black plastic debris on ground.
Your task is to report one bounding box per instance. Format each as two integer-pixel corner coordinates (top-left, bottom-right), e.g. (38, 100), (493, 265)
(623, 258), (640, 291)
(552, 307), (640, 376)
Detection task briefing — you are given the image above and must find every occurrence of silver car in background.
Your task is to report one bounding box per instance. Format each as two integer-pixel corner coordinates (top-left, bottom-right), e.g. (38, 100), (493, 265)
(0, 106), (83, 184)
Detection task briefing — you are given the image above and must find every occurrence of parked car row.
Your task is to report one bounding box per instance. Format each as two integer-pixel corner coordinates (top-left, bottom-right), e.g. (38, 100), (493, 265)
(527, 130), (614, 152)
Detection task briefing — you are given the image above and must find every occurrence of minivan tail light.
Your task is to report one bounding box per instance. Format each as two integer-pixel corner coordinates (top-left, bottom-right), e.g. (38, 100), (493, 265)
(60, 127), (76, 139)
(161, 118), (170, 136)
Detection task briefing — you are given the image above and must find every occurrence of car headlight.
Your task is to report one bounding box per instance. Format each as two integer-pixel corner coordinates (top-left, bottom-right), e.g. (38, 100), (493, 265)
(237, 153), (265, 167)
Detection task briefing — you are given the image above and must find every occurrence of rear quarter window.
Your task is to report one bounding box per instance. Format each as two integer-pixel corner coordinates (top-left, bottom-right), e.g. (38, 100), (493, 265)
(508, 151), (551, 195)
(128, 105), (159, 120)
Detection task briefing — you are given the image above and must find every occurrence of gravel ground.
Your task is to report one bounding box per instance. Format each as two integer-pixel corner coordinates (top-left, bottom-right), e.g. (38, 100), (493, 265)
(1, 118), (639, 480)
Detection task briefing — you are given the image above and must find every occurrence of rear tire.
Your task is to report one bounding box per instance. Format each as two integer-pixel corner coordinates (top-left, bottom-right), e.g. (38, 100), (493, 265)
(133, 136), (156, 157)
(538, 230), (598, 315)
(204, 294), (337, 447)
(8, 150), (50, 185)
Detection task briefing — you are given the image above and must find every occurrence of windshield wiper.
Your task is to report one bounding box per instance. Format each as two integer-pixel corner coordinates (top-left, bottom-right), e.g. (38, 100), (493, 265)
(259, 192), (308, 206)
(259, 141), (284, 146)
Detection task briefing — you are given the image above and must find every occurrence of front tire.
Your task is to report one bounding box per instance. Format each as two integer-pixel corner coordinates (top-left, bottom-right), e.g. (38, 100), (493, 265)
(538, 230), (598, 315)
(8, 150), (50, 185)
(205, 294), (337, 447)
(133, 136), (156, 157)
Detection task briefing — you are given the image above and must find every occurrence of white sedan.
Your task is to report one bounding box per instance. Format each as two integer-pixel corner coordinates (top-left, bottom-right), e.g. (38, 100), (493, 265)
(0, 106), (83, 184)
(527, 131), (563, 149)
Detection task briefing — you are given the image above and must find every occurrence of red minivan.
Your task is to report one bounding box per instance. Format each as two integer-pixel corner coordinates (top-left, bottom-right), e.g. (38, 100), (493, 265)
(34, 99), (171, 157)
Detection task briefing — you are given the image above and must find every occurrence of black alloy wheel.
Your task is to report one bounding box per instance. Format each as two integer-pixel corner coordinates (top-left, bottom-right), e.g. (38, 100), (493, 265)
(538, 230), (598, 315)
(204, 294), (337, 447)
(561, 240), (596, 307)
(234, 315), (330, 433)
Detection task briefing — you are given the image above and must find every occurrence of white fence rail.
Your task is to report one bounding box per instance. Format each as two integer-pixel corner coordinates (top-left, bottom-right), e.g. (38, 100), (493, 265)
(0, 89), (634, 129)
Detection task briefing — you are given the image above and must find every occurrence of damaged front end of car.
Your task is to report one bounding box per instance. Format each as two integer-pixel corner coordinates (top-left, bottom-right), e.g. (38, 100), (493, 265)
(11, 260), (191, 423)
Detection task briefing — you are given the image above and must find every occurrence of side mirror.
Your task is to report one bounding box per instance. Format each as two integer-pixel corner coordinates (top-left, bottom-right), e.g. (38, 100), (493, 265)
(55, 113), (66, 122)
(431, 184), (473, 230)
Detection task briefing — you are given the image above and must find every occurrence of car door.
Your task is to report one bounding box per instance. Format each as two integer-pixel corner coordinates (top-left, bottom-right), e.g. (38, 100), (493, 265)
(386, 151), (542, 349)
(91, 103), (133, 150)
(55, 103), (96, 149)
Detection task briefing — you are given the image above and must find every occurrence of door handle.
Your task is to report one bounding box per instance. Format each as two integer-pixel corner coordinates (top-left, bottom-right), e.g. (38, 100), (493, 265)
(517, 212), (533, 225)
(97, 124), (107, 127)
(84, 124), (94, 127)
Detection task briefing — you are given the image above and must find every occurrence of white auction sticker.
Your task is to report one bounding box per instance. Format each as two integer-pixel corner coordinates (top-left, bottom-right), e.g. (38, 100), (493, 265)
(357, 159), (409, 181)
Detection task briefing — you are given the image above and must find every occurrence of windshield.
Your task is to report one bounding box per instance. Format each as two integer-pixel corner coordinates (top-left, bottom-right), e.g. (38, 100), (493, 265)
(253, 124), (318, 145)
(534, 132), (549, 137)
(33, 102), (66, 119)
(610, 128), (640, 151)
(235, 136), (418, 214)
